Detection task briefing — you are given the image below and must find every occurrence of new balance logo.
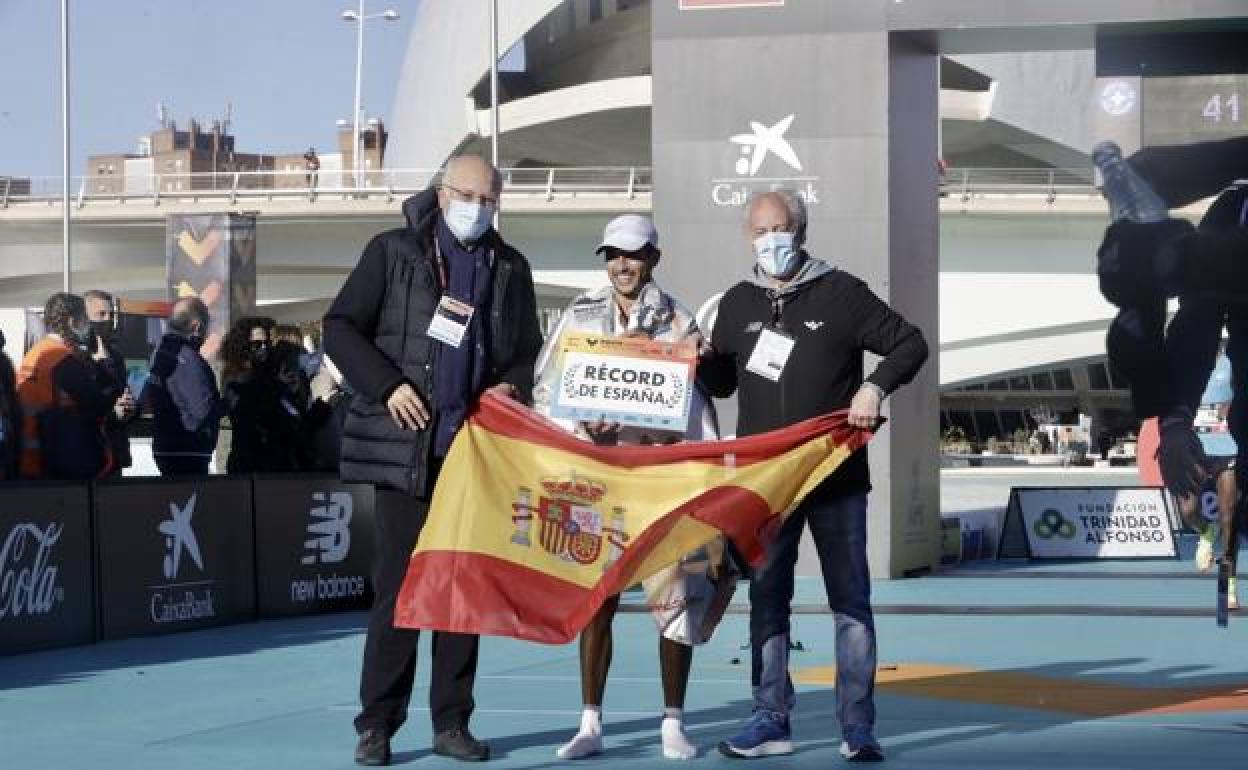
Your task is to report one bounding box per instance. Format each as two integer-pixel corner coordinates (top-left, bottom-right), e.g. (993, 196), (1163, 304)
(302, 492), (353, 565)
(158, 493), (203, 580)
(804, 321), (824, 331)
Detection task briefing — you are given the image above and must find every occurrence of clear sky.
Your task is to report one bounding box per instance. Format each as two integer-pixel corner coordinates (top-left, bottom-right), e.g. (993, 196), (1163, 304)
(0, 0), (419, 179)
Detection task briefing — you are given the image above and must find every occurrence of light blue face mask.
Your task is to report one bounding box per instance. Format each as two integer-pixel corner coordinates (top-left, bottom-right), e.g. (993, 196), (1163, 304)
(444, 199), (495, 243)
(753, 231), (801, 278)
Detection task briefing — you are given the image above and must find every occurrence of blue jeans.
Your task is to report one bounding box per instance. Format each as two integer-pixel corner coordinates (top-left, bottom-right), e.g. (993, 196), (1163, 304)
(749, 488), (876, 738)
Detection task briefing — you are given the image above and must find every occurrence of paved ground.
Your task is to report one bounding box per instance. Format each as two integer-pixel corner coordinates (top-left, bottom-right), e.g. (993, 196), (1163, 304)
(4, 468), (1246, 770)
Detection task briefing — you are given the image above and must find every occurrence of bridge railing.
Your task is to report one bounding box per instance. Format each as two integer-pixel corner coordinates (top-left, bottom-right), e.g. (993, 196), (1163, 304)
(2, 166), (1101, 209)
(941, 167), (1098, 201)
(1, 167), (655, 209)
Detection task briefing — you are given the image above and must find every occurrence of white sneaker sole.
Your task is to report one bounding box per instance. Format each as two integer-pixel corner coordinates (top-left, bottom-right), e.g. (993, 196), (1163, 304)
(719, 739), (795, 758)
(662, 746), (698, 760)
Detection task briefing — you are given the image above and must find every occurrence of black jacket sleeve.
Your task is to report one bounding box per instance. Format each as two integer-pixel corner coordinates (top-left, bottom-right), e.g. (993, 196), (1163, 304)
(700, 292), (740, 399)
(323, 235), (407, 404)
(496, 257), (544, 403)
(852, 283), (929, 396)
(52, 355), (122, 419)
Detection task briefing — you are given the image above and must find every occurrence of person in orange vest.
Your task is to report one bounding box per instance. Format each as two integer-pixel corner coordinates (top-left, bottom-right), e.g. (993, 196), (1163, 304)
(17, 292), (123, 479)
(0, 328), (19, 480)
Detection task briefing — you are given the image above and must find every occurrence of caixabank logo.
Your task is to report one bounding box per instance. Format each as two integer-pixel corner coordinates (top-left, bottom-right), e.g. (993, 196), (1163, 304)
(290, 492), (365, 604)
(149, 492), (217, 624)
(711, 114), (820, 207)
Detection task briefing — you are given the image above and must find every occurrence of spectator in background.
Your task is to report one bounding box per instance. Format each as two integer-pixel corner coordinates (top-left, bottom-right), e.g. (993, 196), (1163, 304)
(147, 298), (221, 476)
(273, 323), (313, 413)
(17, 293), (122, 479)
(0, 329), (21, 480)
(304, 147), (321, 189)
(222, 316), (300, 472)
(292, 321), (351, 472)
(84, 289), (137, 476)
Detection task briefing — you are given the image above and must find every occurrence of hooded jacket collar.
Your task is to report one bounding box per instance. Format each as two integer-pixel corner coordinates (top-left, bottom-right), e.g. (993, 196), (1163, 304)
(749, 253), (835, 296)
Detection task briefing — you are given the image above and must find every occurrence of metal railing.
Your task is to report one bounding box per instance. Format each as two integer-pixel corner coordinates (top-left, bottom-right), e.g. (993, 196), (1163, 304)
(0, 166), (1103, 210)
(941, 167), (1097, 202)
(0, 167), (654, 209)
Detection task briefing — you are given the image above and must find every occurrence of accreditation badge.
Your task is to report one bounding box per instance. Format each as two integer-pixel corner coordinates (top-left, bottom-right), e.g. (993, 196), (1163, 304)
(745, 328), (795, 382)
(426, 295), (475, 349)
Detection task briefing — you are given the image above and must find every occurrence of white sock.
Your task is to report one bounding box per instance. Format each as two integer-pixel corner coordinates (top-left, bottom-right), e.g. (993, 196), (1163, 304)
(661, 711), (696, 760)
(556, 707), (603, 760)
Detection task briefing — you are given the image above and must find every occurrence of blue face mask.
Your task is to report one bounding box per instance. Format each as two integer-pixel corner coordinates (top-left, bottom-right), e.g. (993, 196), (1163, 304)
(444, 199), (495, 244)
(753, 231), (801, 278)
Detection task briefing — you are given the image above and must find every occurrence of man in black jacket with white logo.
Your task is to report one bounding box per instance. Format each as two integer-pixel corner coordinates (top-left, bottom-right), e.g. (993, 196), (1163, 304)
(703, 190), (927, 763)
(324, 155), (542, 766)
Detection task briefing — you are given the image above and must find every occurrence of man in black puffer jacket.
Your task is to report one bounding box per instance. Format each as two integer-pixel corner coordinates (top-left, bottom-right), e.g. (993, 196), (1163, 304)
(324, 155), (542, 767)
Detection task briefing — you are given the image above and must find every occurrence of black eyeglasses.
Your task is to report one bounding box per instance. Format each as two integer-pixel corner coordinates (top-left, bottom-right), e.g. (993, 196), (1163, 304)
(442, 183), (499, 207)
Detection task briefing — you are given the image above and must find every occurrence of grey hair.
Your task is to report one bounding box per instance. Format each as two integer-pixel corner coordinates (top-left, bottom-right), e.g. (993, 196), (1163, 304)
(743, 189), (807, 245)
(441, 154), (504, 195)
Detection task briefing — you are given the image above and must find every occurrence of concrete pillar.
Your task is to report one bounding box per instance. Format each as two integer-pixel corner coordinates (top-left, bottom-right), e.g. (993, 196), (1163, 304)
(651, 2), (939, 578)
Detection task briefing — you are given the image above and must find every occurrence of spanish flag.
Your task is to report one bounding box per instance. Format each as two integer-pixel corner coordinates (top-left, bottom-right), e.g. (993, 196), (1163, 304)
(395, 393), (875, 644)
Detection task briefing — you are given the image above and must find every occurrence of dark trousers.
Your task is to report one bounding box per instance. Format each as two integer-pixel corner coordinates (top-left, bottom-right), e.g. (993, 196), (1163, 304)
(355, 484), (479, 737)
(155, 454), (211, 476)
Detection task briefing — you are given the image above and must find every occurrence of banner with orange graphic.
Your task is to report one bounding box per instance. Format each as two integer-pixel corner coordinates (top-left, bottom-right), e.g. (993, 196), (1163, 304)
(165, 213), (256, 357)
(394, 393), (874, 644)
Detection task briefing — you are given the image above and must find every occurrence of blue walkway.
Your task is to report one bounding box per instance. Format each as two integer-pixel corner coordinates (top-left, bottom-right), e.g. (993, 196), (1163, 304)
(4, 559), (1248, 770)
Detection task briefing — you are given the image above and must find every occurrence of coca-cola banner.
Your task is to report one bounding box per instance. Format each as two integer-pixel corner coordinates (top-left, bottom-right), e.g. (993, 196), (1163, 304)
(0, 484), (94, 655)
(95, 478), (255, 640)
(253, 476), (375, 618)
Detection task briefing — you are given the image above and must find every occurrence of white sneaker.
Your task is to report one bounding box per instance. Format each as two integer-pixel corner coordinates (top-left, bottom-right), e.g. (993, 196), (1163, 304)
(556, 730), (603, 760)
(1196, 527), (1217, 572)
(661, 717), (697, 760)
(556, 708), (604, 760)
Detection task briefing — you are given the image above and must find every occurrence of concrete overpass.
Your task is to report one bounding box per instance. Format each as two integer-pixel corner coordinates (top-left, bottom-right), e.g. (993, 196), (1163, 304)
(0, 166), (1214, 387)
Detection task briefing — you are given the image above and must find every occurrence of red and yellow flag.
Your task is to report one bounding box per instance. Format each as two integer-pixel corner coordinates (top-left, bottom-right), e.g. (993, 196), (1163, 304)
(395, 393), (875, 644)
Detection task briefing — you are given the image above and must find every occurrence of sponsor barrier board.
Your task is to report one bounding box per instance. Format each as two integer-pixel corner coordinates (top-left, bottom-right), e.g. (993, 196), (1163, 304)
(0, 483), (94, 654)
(997, 487), (1176, 560)
(253, 475), (374, 618)
(94, 477), (256, 639)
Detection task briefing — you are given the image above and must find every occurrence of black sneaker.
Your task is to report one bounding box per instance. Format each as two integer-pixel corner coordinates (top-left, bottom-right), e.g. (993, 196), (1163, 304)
(434, 726), (491, 762)
(840, 739), (884, 762)
(354, 728), (391, 767)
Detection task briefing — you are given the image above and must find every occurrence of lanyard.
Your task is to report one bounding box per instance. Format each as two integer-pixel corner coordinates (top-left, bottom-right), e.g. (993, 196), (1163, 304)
(432, 237), (497, 295)
(431, 238), (449, 293)
(767, 291), (786, 332)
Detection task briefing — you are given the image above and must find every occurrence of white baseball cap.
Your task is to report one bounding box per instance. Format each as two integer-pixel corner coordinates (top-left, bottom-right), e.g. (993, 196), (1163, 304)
(595, 214), (658, 254)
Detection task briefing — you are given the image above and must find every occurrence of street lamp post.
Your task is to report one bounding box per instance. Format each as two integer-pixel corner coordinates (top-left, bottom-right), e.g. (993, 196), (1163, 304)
(341, 2), (399, 189)
(489, 0), (499, 170)
(61, 0), (71, 292)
